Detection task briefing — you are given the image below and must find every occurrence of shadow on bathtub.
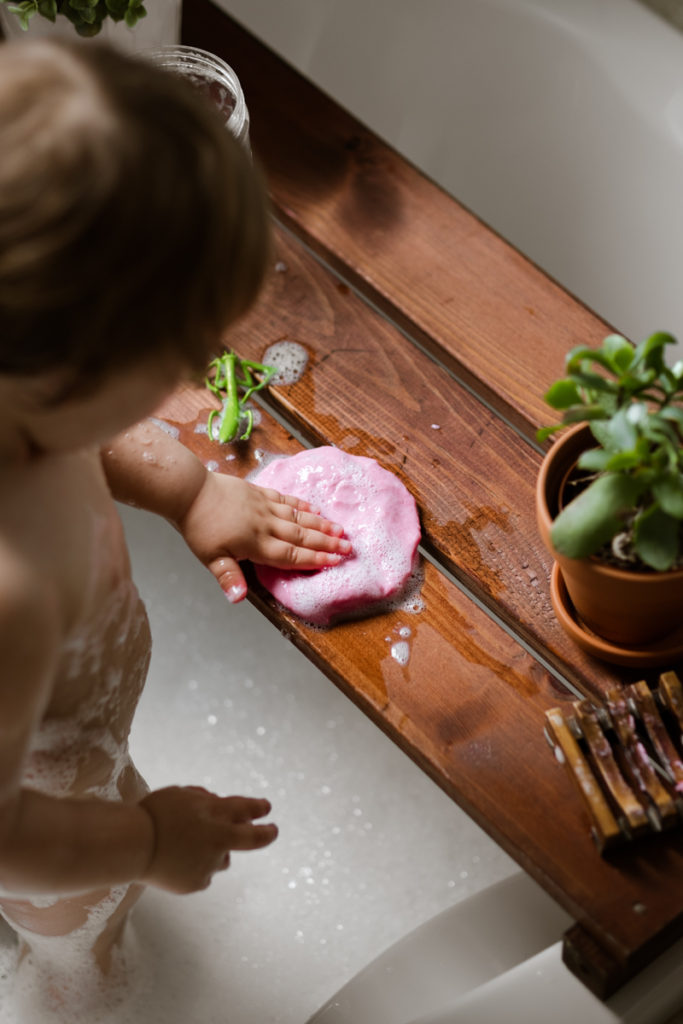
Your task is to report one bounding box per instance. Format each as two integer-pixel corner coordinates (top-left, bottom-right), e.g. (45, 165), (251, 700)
(307, 871), (683, 1024)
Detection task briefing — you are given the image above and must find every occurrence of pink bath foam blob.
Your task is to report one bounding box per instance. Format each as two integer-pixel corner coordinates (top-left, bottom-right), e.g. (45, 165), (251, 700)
(252, 447), (421, 626)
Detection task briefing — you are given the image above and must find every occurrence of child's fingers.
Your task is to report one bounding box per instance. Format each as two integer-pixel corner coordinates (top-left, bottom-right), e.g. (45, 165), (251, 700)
(268, 511), (352, 556)
(208, 555), (248, 603)
(257, 486), (345, 537)
(221, 796), (273, 822)
(226, 821), (279, 851)
(257, 486), (312, 512)
(271, 500), (346, 538)
(218, 796), (278, 850)
(259, 529), (352, 568)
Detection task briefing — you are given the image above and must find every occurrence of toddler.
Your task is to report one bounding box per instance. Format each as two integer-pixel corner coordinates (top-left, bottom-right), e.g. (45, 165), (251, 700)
(0, 37), (349, 1012)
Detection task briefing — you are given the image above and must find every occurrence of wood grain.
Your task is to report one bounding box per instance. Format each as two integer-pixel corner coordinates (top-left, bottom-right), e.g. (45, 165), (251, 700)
(175, 1), (683, 995)
(226, 227), (676, 700)
(155, 381), (683, 996)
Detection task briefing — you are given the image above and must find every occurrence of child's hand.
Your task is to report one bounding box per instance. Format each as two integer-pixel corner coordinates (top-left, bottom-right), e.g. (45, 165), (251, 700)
(140, 787), (277, 894)
(178, 472), (352, 602)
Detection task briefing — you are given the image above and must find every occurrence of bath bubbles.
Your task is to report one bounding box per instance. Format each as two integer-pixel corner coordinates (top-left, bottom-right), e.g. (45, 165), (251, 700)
(147, 417), (180, 440)
(252, 448), (421, 627)
(390, 640), (410, 666)
(262, 341), (309, 386)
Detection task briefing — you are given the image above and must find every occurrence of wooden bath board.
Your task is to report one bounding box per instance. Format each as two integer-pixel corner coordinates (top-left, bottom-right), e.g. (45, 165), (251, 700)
(173, 0), (683, 1001)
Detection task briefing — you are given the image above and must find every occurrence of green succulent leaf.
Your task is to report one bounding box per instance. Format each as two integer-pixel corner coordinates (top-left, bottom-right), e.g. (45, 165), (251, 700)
(576, 448), (612, 472)
(37, 0), (57, 19)
(566, 370), (618, 395)
(633, 504), (680, 571)
(566, 345), (618, 374)
(124, 3), (145, 27)
(560, 404), (608, 425)
(550, 473), (645, 560)
(653, 472), (683, 519)
(602, 333), (636, 372)
(633, 331), (677, 372)
(603, 451), (646, 472)
(544, 379), (582, 410)
(660, 406), (683, 433)
(602, 407), (638, 453)
(541, 330), (683, 571)
(4, 1), (36, 28)
(536, 424), (561, 443)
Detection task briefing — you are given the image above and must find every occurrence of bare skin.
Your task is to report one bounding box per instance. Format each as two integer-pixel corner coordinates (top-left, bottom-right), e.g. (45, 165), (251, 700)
(0, 363), (351, 996)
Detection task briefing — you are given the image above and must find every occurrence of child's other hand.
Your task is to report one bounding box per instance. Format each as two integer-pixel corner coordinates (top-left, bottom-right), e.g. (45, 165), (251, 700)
(178, 472), (352, 602)
(140, 787), (277, 894)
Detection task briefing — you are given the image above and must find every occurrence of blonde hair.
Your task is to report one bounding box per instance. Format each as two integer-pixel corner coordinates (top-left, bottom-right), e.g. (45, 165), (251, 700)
(0, 39), (270, 394)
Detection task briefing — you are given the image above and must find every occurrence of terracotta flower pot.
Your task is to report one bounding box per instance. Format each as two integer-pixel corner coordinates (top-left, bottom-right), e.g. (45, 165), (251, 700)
(536, 423), (683, 647)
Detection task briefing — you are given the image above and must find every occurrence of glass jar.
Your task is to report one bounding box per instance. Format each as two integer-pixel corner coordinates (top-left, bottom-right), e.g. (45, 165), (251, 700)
(146, 44), (250, 150)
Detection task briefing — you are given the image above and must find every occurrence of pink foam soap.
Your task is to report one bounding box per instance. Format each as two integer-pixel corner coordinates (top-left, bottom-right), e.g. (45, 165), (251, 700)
(252, 447), (421, 626)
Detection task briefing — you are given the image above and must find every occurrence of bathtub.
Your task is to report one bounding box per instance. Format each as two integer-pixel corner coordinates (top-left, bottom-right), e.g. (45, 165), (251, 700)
(218, 0), (683, 352)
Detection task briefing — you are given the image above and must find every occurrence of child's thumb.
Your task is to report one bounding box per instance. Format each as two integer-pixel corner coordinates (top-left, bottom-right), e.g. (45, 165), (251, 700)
(209, 556), (247, 603)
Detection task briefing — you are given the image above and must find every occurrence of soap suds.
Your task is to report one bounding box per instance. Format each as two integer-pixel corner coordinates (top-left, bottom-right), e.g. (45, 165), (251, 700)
(252, 448), (421, 626)
(262, 342), (309, 386)
(390, 641), (410, 666)
(147, 418), (179, 440)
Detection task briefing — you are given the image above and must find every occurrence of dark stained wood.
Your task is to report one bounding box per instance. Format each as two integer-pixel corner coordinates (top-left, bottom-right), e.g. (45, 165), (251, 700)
(175, 1), (683, 997)
(226, 227), (672, 702)
(155, 382), (683, 998)
(182, 0), (613, 443)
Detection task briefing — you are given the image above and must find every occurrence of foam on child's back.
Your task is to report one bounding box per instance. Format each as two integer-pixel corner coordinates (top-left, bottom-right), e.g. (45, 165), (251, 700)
(252, 447), (421, 626)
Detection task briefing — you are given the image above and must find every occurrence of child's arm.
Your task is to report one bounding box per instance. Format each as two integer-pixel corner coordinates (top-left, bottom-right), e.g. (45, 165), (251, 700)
(0, 560), (276, 896)
(0, 784), (276, 896)
(102, 419), (351, 602)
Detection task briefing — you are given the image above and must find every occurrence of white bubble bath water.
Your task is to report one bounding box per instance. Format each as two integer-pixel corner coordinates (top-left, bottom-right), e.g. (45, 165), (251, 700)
(0, 506), (515, 1024)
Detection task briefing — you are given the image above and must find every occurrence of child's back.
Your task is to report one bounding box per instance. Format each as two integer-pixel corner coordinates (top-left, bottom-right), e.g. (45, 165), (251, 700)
(0, 445), (150, 801)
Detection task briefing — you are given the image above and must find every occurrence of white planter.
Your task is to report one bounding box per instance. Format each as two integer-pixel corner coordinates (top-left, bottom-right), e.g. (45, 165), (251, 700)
(0, 1), (182, 52)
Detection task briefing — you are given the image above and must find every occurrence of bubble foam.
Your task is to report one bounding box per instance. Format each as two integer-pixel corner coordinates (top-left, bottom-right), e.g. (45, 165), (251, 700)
(262, 342), (309, 386)
(251, 448), (421, 626)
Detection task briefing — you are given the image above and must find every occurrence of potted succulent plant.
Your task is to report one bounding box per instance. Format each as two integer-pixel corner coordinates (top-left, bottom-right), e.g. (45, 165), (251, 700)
(0, 0), (180, 48)
(536, 330), (683, 653)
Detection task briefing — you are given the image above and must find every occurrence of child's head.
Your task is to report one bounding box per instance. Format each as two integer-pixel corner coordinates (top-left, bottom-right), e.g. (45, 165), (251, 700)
(0, 38), (270, 400)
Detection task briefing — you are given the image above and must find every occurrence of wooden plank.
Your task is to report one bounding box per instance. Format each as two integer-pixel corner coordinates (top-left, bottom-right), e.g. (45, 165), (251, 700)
(155, 380), (683, 996)
(175, 3), (683, 992)
(181, 2), (683, 703)
(182, 0), (612, 442)
(225, 227), (665, 701)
